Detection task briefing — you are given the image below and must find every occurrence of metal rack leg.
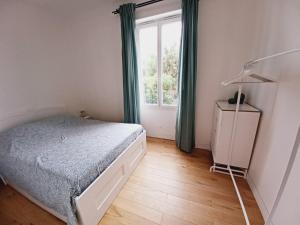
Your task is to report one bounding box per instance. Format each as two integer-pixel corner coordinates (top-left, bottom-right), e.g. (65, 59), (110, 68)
(0, 175), (7, 185)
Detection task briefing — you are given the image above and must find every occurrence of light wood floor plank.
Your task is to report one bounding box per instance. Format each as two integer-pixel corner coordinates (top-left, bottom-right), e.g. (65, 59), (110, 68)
(104, 205), (160, 225)
(0, 138), (264, 225)
(112, 196), (163, 224)
(161, 214), (196, 225)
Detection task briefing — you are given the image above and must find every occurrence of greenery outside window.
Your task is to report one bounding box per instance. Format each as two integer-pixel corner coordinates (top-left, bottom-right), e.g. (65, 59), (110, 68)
(137, 14), (181, 106)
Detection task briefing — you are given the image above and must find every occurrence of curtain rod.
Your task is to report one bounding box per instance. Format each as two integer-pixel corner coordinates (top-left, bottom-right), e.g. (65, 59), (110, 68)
(112, 0), (164, 14)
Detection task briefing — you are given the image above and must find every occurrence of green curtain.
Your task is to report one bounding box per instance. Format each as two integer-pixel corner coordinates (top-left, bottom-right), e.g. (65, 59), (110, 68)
(119, 3), (140, 124)
(176, 0), (199, 152)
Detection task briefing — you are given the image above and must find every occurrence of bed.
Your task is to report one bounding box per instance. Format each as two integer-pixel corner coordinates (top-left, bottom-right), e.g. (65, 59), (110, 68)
(0, 115), (147, 225)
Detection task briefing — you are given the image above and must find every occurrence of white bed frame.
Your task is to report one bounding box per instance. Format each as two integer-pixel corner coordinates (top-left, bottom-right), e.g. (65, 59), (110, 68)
(75, 130), (146, 225)
(6, 131), (146, 225)
(1, 107), (147, 225)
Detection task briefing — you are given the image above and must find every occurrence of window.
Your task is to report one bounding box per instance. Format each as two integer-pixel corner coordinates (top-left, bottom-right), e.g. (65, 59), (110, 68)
(137, 15), (181, 106)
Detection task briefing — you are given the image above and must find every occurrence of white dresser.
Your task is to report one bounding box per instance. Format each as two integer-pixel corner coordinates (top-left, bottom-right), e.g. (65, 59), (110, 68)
(211, 101), (260, 170)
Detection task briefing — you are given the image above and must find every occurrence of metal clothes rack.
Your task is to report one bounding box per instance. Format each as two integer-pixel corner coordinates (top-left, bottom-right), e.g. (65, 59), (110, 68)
(213, 48), (300, 225)
(0, 174), (6, 185)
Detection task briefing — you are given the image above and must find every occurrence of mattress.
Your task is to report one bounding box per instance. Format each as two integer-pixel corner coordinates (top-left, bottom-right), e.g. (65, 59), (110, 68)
(0, 115), (143, 225)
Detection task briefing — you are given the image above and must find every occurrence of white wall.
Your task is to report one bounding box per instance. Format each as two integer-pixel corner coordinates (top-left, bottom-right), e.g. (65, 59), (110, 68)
(271, 132), (300, 225)
(61, 0), (124, 122)
(140, 106), (177, 140)
(245, 0), (300, 223)
(0, 0), (73, 129)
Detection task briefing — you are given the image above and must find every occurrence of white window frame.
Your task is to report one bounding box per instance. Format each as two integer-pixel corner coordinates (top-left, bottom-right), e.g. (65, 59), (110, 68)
(136, 13), (181, 108)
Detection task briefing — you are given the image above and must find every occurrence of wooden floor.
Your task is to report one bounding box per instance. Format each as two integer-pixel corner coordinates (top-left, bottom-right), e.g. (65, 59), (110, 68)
(0, 138), (264, 225)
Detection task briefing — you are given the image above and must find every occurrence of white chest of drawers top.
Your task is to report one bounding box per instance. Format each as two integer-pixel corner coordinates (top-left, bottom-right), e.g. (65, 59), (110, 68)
(211, 101), (261, 170)
(216, 101), (260, 112)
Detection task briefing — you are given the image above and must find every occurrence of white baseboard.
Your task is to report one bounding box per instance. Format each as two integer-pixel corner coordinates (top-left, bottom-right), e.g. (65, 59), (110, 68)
(196, 143), (211, 151)
(247, 174), (269, 222)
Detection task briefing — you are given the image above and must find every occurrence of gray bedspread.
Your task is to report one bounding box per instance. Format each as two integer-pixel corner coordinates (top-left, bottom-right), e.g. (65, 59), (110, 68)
(0, 115), (143, 225)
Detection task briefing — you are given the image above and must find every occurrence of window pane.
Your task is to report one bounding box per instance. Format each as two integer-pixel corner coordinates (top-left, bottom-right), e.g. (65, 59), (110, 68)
(139, 26), (158, 104)
(161, 21), (181, 105)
